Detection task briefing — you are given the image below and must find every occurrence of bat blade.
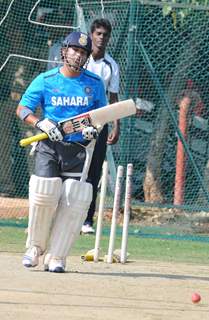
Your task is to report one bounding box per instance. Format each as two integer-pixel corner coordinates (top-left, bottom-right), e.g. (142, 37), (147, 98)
(61, 99), (136, 133)
(19, 99), (136, 147)
(89, 99), (136, 126)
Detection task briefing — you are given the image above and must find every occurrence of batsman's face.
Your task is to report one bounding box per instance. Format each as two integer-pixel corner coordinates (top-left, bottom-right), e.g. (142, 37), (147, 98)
(64, 46), (88, 71)
(91, 27), (110, 50)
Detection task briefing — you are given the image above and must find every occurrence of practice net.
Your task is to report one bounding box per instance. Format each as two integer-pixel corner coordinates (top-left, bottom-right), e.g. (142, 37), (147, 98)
(0, 0), (209, 241)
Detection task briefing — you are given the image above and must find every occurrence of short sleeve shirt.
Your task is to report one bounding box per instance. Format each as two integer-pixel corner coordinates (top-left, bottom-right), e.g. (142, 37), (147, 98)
(19, 67), (107, 142)
(86, 53), (119, 94)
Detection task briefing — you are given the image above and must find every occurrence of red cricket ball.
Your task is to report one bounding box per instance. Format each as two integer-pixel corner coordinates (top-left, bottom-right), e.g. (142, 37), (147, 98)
(191, 292), (201, 303)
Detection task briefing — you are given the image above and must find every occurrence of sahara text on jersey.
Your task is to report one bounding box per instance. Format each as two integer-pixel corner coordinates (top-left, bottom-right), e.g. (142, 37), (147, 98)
(51, 96), (89, 106)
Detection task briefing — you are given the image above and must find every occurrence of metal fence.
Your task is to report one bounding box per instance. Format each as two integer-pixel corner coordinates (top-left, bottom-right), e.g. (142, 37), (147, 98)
(0, 0), (209, 220)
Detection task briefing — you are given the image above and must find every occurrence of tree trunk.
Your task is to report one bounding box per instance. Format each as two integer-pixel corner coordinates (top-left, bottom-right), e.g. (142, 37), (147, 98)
(143, 36), (199, 203)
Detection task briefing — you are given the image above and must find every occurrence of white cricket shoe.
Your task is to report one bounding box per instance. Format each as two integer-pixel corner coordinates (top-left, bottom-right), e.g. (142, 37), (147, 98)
(22, 246), (42, 268)
(48, 257), (66, 273)
(81, 224), (95, 234)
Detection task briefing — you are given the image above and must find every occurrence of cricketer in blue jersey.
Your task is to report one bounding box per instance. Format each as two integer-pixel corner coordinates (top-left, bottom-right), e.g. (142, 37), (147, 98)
(16, 32), (107, 273)
(19, 66), (107, 143)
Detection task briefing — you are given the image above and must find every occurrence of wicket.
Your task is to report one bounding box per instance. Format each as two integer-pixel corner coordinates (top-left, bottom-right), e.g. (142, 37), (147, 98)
(94, 161), (108, 262)
(120, 163), (133, 263)
(107, 165), (124, 263)
(94, 162), (133, 264)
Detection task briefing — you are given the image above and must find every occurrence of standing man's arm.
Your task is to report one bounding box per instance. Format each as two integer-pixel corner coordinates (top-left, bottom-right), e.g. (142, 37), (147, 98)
(107, 92), (120, 145)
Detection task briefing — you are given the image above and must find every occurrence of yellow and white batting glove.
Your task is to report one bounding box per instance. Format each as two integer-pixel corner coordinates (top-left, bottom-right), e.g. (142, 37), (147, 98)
(36, 118), (63, 142)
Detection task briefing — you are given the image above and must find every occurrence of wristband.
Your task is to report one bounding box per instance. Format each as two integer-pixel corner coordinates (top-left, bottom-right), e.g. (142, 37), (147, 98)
(19, 107), (33, 121)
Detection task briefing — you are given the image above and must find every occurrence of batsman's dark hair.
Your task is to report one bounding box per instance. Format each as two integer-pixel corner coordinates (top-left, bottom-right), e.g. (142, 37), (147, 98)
(90, 18), (112, 34)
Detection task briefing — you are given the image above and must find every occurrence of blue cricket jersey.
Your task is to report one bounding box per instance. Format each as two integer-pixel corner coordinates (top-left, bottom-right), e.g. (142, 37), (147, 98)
(19, 67), (107, 142)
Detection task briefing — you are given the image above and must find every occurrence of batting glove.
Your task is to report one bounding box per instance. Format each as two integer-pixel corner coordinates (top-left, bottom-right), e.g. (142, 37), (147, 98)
(35, 118), (63, 142)
(82, 126), (98, 140)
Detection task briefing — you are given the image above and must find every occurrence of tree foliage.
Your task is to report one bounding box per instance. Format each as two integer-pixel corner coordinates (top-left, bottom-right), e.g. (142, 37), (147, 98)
(162, 0), (209, 27)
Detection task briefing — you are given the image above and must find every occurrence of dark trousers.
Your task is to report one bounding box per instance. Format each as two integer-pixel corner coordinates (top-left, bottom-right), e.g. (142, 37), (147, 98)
(34, 139), (87, 177)
(85, 125), (108, 225)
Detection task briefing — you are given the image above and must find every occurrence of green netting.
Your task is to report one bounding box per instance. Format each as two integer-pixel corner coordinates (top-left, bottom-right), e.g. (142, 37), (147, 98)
(0, 1), (209, 225)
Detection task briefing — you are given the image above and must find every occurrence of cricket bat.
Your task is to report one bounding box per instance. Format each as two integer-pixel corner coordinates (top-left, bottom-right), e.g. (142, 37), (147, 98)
(19, 99), (136, 147)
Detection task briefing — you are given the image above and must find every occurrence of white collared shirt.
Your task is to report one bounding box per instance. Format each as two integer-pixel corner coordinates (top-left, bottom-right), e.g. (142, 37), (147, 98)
(86, 53), (119, 94)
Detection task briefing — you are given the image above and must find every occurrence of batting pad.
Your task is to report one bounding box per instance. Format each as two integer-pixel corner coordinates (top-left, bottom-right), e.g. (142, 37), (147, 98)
(26, 175), (62, 252)
(48, 178), (93, 257)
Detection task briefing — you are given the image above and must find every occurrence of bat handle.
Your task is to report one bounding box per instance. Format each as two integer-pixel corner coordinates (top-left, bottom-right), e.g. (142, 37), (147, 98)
(19, 132), (48, 147)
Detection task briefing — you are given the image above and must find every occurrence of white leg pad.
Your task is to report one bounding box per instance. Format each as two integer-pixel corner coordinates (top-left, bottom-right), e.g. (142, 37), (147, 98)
(48, 179), (93, 257)
(26, 175), (62, 252)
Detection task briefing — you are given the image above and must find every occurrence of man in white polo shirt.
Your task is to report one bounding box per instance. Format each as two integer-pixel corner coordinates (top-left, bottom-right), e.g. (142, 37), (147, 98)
(81, 18), (120, 234)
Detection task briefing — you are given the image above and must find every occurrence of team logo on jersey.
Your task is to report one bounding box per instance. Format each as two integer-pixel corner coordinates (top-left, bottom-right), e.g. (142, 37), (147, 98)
(79, 34), (88, 46)
(52, 88), (60, 93)
(84, 86), (92, 94)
